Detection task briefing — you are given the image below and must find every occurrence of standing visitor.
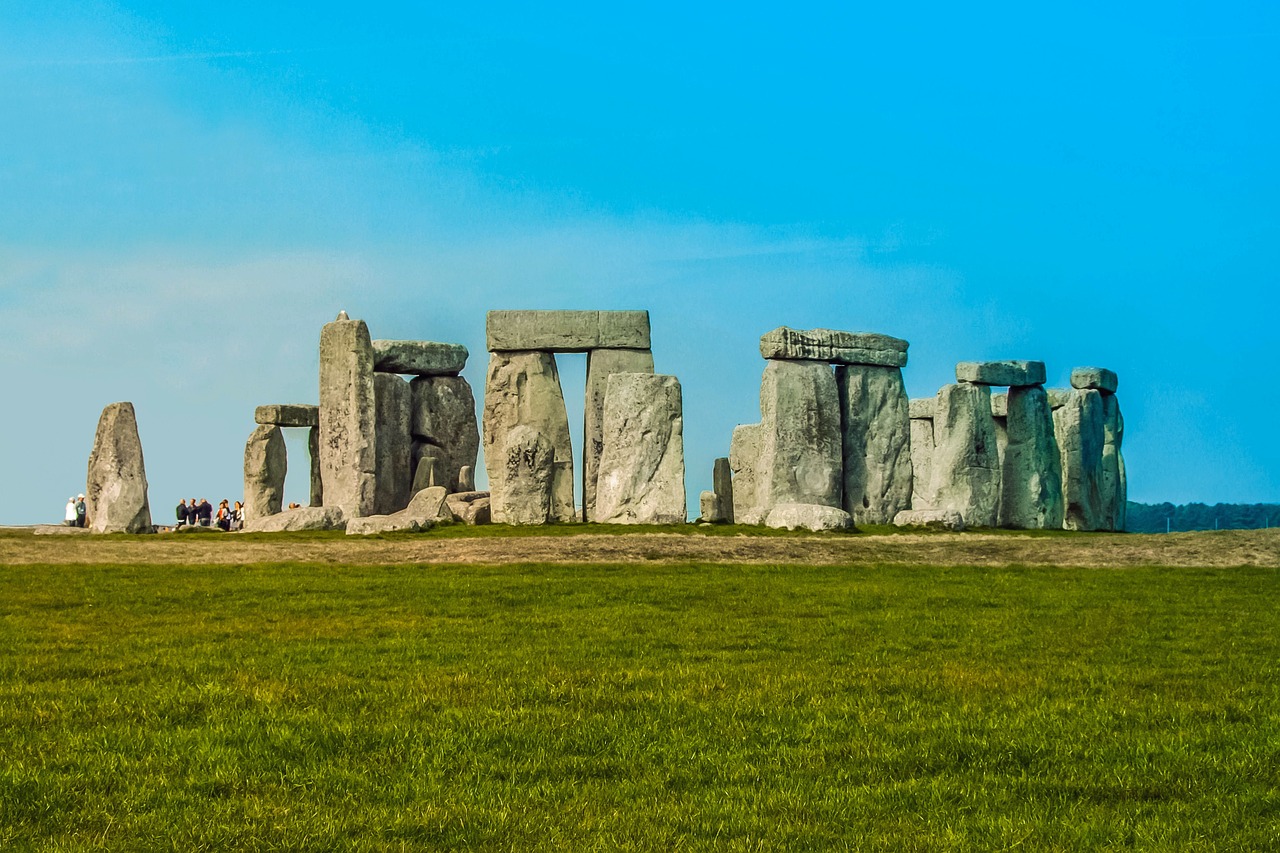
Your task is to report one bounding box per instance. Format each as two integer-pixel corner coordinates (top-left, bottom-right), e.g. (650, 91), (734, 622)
(186, 498), (198, 527)
(231, 501), (245, 531)
(176, 498), (188, 528)
(197, 498), (213, 527)
(75, 495), (86, 528)
(64, 497), (77, 527)
(216, 500), (231, 531)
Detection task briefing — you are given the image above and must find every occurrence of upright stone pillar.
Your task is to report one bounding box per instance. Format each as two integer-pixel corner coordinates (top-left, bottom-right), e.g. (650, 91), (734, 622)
(1072, 367), (1124, 532)
(930, 382), (1000, 527)
(757, 360), (842, 511)
(244, 424), (287, 522)
(85, 401), (152, 533)
(594, 373), (686, 524)
(373, 373), (413, 514)
(583, 348), (654, 520)
(319, 314), (377, 517)
(729, 423), (764, 524)
(908, 398), (937, 510)
(308, 426), (323, 507)
(410, 375), (479, 494)
(836, 365), (912, 524)
(482, 351), (576, 523)
(491, 425), (555, 525)
(1000, 385), (1064, 529)
(1054, 388), (1105, 531)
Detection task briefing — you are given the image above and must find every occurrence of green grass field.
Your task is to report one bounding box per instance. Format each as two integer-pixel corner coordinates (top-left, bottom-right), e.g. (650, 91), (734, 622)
(1, 559), (1276, 850)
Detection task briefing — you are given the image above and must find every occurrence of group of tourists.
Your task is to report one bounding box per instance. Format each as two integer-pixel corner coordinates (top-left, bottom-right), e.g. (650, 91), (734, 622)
(63, 495), (86, 527)
(176, 498), (244, 531)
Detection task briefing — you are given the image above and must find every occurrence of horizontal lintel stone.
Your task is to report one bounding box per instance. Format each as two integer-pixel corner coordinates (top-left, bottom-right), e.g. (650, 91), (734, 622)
(955, 360), (1046, 387)
(759, 327), (908, 367)
(1070, 367), (1119, 394)
(372, 340), (468, 376)
(486, 310), (650, 352)
(908, 398), (935, 419)
(255, 404), (319, 427)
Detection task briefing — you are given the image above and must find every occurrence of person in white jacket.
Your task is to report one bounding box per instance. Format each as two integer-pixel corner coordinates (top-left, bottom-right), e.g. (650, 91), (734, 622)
(64, 497), (77, 527)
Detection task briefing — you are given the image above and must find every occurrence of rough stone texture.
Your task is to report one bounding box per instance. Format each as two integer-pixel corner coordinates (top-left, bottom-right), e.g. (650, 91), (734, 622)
(410, 375), (479, 494)
(892, 509), (966, 531)
(595, 373), (686, 524)
(757, 360), (843, 513)
(993, 415), (1008, 486)
(765, 503), (852, 532)
(584, 348), (655, 520)
(462, 497), (491, 525)
(837, 364), (912, 525)
(346, 486), (448, 535)
(246, 506), (347, 532)
(1054, 388), (1106, 531)
(930, 383), (1001, 527)
(490, 425), (555, 525)
(255, 404), (319, 428)
(373, 373), (413, 515)
(411, 451), (440, 493)
(85, 402), (153, 534)
(712, 457), (734, 524)
(990, 392), (1008, 418)
(909, 417), (936, 510)
(372, 340), (468, 376)
(243, 424), (286, 523)
(759, 327), (908, 368)
(955, 360), (1046, 387)
(482, 351), (576, 522)
(308, 427), (323, 507)
(1071, 367), (1119, 394)
(908, 398), (935, 420)
(458, 465), (475, 492)
(486, 310), (651, 352)
(319, 317), (377, 517)
(1047, 389), (1071, 410)
(1000, 385), (1064, 529)
(729, 424), (764, 525)
(444, 490), (488, 521)
(33, 525), (93, 536)
(1101, 394), (1126, 532)
(700, 491), (726, 523)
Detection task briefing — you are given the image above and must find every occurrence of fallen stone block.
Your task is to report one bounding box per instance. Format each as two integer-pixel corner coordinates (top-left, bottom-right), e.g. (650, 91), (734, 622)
(759, 327), (908, 367)
(955, 360), (1046, 387)
(486, 310), (651, 352)
(1071, 367), (1119, 394)
(372, 340), (468, 376)
(765, 503), (852, 532)
(33, 525), (92, 535)
(892, 509), (965, 531)
(255, 404), (319, 428)
(346, 486), (448, 535)
(462, 497), (491, 525)
(246, 506), (347, 532)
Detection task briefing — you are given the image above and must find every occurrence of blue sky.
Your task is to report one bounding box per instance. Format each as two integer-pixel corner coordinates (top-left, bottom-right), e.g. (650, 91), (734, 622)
(2, 1), (1277, 523)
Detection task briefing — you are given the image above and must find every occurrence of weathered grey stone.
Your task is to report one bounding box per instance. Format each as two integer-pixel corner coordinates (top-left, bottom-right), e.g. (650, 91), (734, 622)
(930, 383), (1000, 527)
(993, 414), (1008, 478)
(584, 348), (654, 520)
(1101, 394), (1126, 532)
(85, 402), (152, 534)
(372, 340), (468, 376)
(482, 351), (576, 522)
(595, 373), (686, 524)
(319, 317), (377, 517)
(243, 424), (286, 523)
(486, 310), (651, 352)
(837, 364), (912, 524)
(346, 486), (448, 535)
(1047, 389), (1071, 410)
(990, 392), (1008, 418)
(255, 404), (319, 428)
(757, 360), (843, 512)
(444, 490), (488, 521)
(308, 426), (323, 507)
(892, 509), (965, 531)
(245, 505), (347, 532)
(1000, 385), (1064, 529)
(410, 450), (440, 493)
(373, 373), (413, 515)
(33, 525), (92, 536)
(759, 327), (908, 367)
(1054, 388), (1105, 531)
(909, 417), (936, 510)
(908, 398), (935, 420)
(700, 491), (726, 523)
(729, 424), (765, 525)
(712, 457), (734, 524)
(490, 425), (555, 525)
(458, 465), (475, 492)
(1071, 367), (1119, 394)
(410, 375), (479, 494)
(462, 497), (491, 525)
(956, 360), (1046, 387)
(765, 503), (852, 532)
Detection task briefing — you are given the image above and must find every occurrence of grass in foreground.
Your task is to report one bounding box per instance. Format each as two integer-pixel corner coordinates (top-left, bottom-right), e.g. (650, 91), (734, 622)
(0, 561), (1276, 850)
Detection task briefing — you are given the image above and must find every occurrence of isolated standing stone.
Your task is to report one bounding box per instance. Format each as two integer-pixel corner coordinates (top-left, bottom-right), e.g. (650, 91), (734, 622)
(244, 424), (287, 522)
(909, 414), (936, 510)
(373, 373), (413, 515)
(595, 373), (686, 524)
(482, 351), (576, 522)
(729, 423), (765, 524)
(930, 383), (1000, 528)
(1054, 388), (1105, 531)
(1000, 385), (1063, 529)
(757, 360), (843, 512)
(1101, 394), (1126, 531)
(712, 456), (734, 524)
(584, 348), (654, 520)
(319, 316), (377, 517)
(372, 340), (468, 376)
(836, 364), (912, 524)
(491, 425), (555, 525)
(410, 375), (479, 493)
(85, 402), (152, 533)
(308, 426), (323, 507)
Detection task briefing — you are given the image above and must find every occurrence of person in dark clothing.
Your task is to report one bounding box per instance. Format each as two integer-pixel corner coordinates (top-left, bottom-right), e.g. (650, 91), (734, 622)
(75, 495), (86, 528)
(186, 498), (198, 527)
(197, 498), (213, 527)
(176, 499), (189, 527)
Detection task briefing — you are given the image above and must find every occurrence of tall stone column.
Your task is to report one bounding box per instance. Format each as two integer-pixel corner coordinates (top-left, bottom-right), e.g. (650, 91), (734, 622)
(85, 401), (152, 533)
(908, 398), (937, 510)
(410, 375), (479, 494)
(757, 360), (843, 511)
(583, 348), (654, 520)
(930, 382), (1000, 528)
(373, 373), (413, 514)
(836, 365), (912, 524)
(729, 423), (764, 524)
(318, 314), (378, 518)
(1054, 388), (1105, 531)
(244, 424), (287, 522)
(594, 373), (686, 524)
(1072, 368), (1124, 532)
(1000, 385), (1064, 529)
(308, 426), (323, 507)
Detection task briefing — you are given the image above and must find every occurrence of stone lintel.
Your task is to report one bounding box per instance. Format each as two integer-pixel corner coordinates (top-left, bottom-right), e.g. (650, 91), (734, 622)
(486, 310), (650, 352)
(372, 340), (468, 376)
(955, 360), (1046, 387)
(908, 398), (935, 420)
(255, 404), (319, 428)
(759, 327), (908, 367)
(1070, 367), (1119, 394)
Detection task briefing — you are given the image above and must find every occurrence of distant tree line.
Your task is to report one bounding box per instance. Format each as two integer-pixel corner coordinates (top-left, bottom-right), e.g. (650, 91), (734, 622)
(1125, 502), (1280, 533)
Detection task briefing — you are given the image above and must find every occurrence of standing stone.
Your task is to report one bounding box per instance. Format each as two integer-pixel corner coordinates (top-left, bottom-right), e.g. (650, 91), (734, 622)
(373, 373), (413, 515)
(930, 383), (1000, 528)
(909, 414), (936, 510)
(411, 451), (439, 493)
(491, 425), (555, 525)
(991, 403), (1008, 521)
(712, 456), (734, 524)
(308, 426), (323, 507)
(410, 375), (479, 495)
(483, 351), (576, 522)
(729, 423), (764, 524)
(1054, 388), (1105, 531)
(836, 365), (912, 524)
(595, 373), (686, 524)
(1000, 385), (1064, 529)
(584, 348), (654, 520)
(243, 424), (287, 523)
(458, 465), (475, 492)
(319, 316), (377, 517)
(757, 360), (843, 512)
(1101, 394), (1126, 531)
(84, 402), (152, 534)
(700, 491), (726, 523)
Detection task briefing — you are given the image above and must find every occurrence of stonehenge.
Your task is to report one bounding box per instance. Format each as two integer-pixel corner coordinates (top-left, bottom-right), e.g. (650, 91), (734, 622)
(594, 373), (686, 524)
(85, 402), (153, 533)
